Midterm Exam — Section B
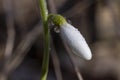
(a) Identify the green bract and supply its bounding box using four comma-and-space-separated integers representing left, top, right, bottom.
48, 14, 67, 27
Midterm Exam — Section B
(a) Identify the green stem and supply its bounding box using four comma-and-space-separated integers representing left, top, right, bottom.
39, 0, 50, 80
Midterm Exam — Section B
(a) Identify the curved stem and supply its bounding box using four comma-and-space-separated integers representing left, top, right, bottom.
39, 0, 50, 80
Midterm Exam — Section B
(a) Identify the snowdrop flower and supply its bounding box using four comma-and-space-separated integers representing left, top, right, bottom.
49, 14, 92, 60
60, 23, 92, 60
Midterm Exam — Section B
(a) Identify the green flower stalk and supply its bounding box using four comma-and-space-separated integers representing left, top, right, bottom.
39, 0, 50, 80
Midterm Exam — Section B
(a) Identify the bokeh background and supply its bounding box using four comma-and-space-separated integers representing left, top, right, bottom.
0, 0, 120, 80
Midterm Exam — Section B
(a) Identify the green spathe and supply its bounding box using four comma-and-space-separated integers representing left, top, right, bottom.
48, 14, 67, 27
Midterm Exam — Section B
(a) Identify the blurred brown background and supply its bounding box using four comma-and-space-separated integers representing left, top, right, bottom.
0, 0, 120, 80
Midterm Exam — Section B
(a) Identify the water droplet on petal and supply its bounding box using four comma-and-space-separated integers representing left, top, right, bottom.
67, 19, 72, 24
54, 27, 60, 33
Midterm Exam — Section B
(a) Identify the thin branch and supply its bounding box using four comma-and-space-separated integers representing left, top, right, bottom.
3, 0, 15, 60
47, 0, 63, 80
64, 43, 83, 80
50, 41, 63, 80
6, 22, 42, 74
47, 0, 57, 13
106, 0, 120, 38
0, 22, 42, 79
1, 0, 15, 79
63, 0, 94, 18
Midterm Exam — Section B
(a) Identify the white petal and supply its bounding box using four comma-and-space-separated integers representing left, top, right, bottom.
60, 23, 92, 60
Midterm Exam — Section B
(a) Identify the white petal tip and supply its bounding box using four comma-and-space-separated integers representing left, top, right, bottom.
60, 23, 92, 60
83, 51, 92, 60
85, 54, 92, 60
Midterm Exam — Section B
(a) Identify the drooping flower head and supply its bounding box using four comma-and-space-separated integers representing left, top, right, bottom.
49, 14, 92, 60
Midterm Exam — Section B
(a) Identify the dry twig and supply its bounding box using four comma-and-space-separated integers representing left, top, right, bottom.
47, 0, 63, 80
1, 0, 15, 79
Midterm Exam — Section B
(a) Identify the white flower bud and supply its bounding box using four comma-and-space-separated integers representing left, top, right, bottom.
60, 23, 92, 60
